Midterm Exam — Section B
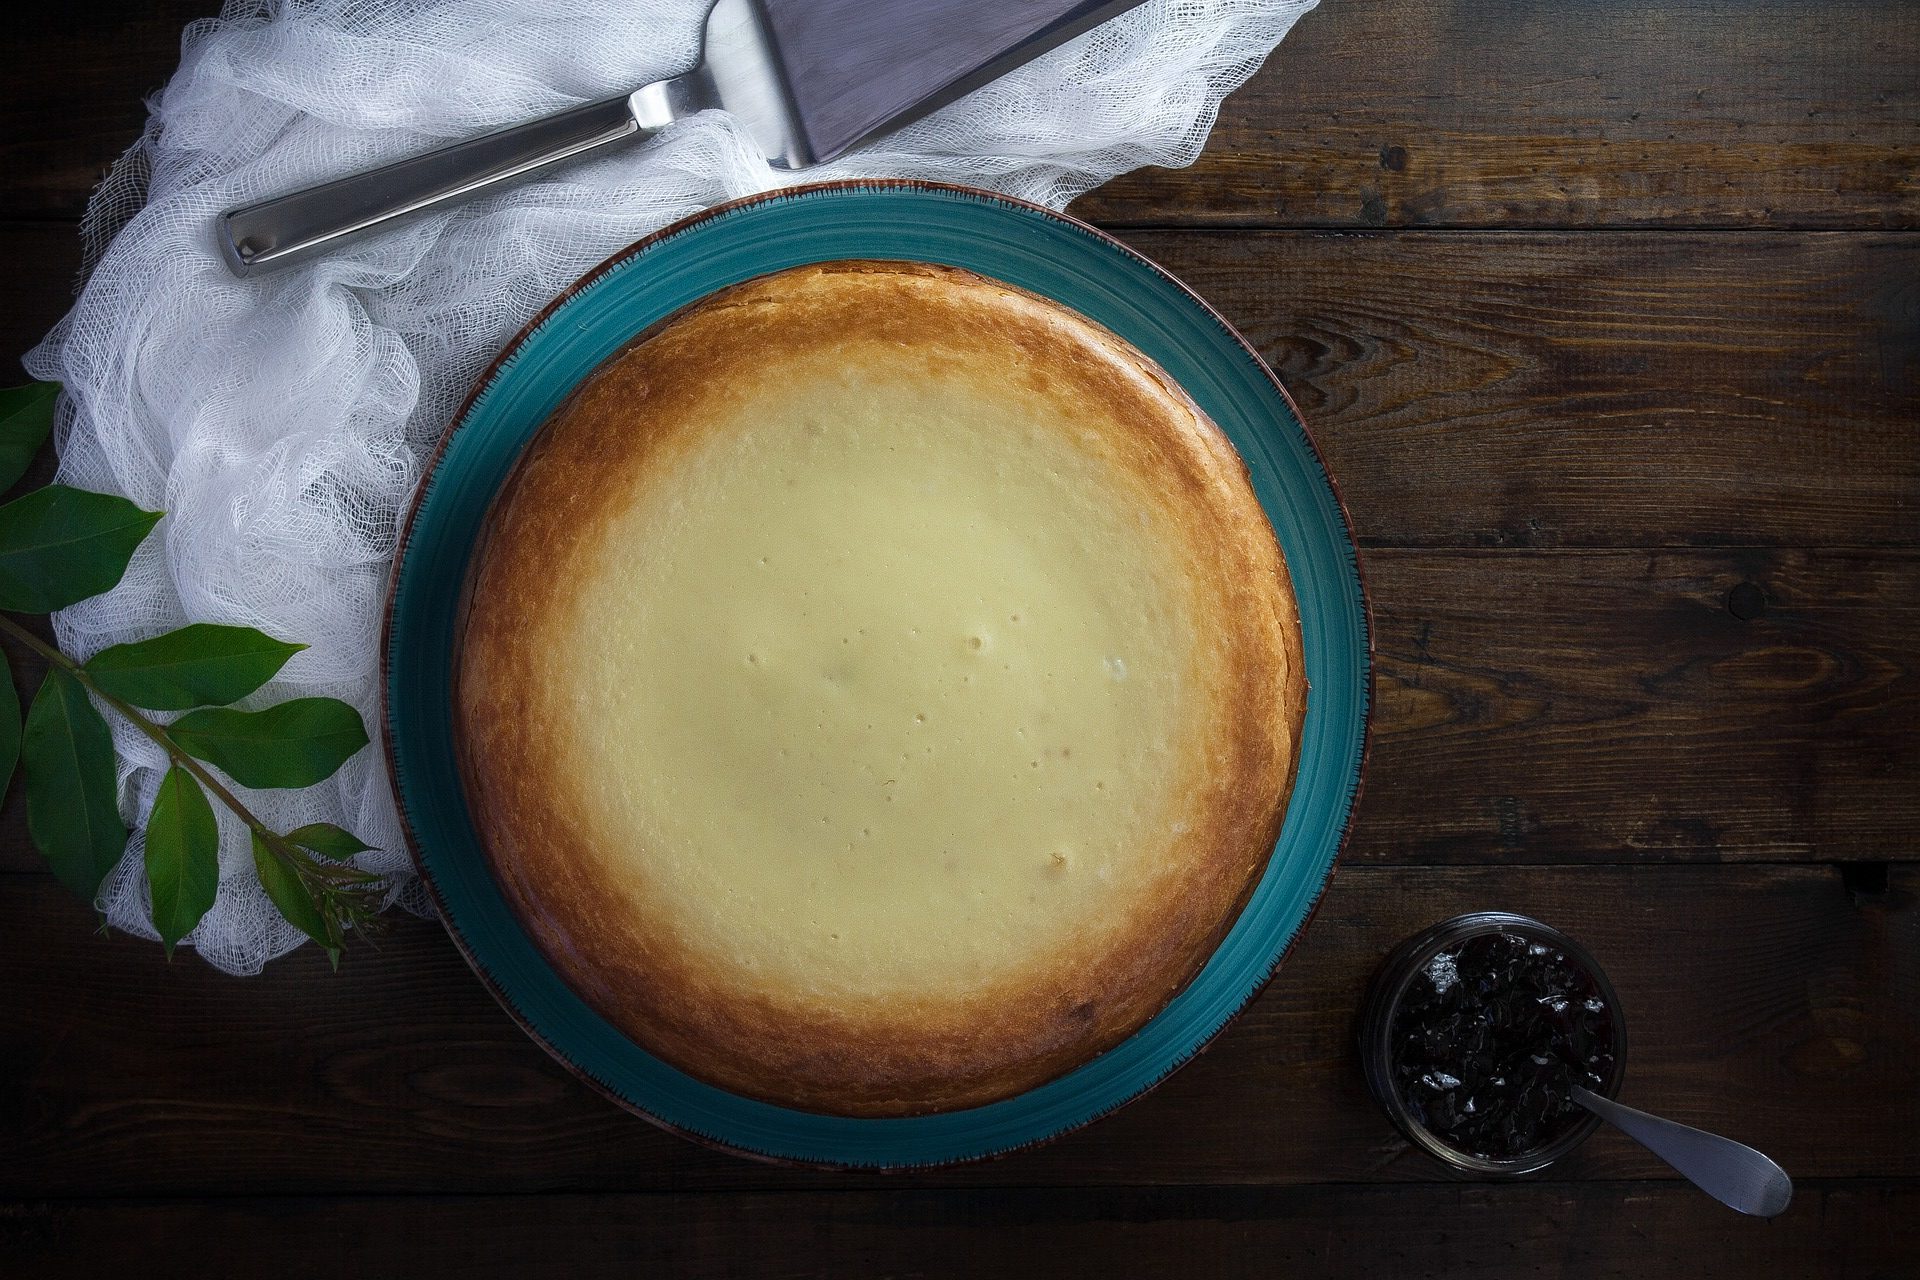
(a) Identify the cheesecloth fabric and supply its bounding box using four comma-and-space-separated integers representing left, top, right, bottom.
24, 0, 1319, 972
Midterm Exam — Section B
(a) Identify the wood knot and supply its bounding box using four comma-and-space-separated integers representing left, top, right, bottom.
1727, 581, 1767, 620
1379, 144, 1408, 172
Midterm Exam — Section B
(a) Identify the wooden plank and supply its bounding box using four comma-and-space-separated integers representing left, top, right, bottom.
5, 3, 1916, 230
0, 5, 216, 221
0, 223, 82, 382
1125, 229, 1920, 550
1352, 548, 1920, 865
3, 546, 1907, 875
0, 6, 1907, 1274
1076, 0, 1920, 230
1, 1182, 1910, 1278
1, 864, 1910, 1195
8, 225, 1911, 550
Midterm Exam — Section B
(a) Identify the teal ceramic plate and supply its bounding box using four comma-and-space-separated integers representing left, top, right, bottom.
384, 181, 1371, 1168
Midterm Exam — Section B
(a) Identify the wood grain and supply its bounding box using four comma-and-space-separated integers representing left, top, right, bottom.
2, 544, 1911, 875
2, 865, 1910, 1196
1127, 229, 1920, 550
1353, 548, 1920, 864
1, 1182, 1909, 1279
5, 1, 1916, 231
0, 2, 1914, 1271
0, 223, 83, 381
0, 5, 212, 221
1076, 0, 1920, 230
9, 225, 1913, 550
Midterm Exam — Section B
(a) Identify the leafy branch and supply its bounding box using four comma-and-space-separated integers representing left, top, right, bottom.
0, 380, 381, 964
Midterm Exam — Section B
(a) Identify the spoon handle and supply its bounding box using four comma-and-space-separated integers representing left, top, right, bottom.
1573, 1086, 1793, 1217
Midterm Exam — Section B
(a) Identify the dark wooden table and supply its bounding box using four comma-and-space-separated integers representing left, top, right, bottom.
3, 2, 1915, 1275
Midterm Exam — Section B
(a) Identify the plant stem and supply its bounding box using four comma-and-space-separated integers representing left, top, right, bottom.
3, 609, 383, 954
0, 611, 279, 843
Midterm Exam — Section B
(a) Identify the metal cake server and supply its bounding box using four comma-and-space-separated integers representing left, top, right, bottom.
218, 0, 1145, 276
1573, 1086, 1794, 1217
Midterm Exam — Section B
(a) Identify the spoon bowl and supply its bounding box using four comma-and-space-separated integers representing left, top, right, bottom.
1574, 1085, 1793, 1218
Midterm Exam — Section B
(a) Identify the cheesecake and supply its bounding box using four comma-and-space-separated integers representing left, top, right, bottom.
454, 260, 1306, 1116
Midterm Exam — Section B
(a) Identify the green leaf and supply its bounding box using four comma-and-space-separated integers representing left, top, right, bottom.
252, 831, 336, 957
145, 765, 218, 956
169, 697, 368, 789
0, 381, 58, 493
0, 485, 162, 613
285, 821, 374, 861
86, 624, 306, 711
22, 667, 125, 899
0, 649, 18, 801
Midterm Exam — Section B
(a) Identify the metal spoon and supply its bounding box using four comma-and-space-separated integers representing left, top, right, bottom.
1573, 1086, 1793, 1217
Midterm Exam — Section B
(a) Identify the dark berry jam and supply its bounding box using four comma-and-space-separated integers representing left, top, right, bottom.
1387, 930, 1615, 1161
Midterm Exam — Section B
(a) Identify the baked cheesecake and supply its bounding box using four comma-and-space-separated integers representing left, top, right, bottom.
454, 260, 1306, 1116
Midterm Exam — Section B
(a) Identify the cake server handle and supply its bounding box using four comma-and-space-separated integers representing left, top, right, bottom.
216, 82, 692, 278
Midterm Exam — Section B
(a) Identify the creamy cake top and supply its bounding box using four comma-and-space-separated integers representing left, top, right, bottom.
455, 260, 1306, 1116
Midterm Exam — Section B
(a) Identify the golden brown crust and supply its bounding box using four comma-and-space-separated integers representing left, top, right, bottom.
454, 261, 1307, 1116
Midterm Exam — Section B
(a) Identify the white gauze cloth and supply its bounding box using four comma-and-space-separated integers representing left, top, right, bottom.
27, 0, 1319, 973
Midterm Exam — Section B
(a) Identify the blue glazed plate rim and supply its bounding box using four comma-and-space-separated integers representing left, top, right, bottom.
380, 180, 1373, 1169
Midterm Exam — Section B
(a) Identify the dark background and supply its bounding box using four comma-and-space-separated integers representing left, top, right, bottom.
2, 1, 1915, 1275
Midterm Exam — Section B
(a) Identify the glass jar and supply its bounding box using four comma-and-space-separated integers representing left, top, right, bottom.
1358, 911, 1629, 1176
